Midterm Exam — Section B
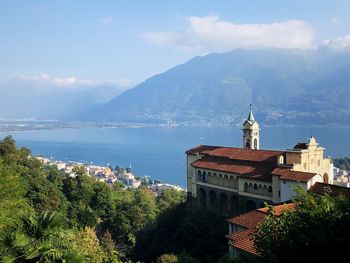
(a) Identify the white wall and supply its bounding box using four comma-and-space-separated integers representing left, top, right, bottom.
280, 180, 307, 202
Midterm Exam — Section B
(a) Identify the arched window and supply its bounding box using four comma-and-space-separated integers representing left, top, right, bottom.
279, 155, 284, 164
254, 183, 258, 190
254, 138, 258, 149
323, 173, 329, 183
197, 170, 202, 181
268, 186, 273, 193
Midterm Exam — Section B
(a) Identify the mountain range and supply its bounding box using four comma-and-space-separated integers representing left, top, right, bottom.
80, 48, 350, 126
2, 48, 350, 126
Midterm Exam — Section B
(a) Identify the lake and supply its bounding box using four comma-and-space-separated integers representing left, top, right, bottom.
1, 126, 349, 187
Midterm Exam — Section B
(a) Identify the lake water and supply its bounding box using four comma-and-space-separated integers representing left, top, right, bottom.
1, 126, 349, 187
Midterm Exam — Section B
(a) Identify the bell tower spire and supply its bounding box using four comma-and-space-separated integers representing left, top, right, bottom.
242, 104, 260, 150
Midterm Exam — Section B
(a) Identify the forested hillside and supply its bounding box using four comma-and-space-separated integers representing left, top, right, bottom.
0, 136, 227, 263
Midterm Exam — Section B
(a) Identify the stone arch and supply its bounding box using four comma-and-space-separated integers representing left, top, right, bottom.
219, 192, 228, 213
199, 188, 206, 208
202, 171, 206, 182
212, 173, 217, 184
209, 190, 217, 210
218, 174, 224, 186
268, 186, 273, 193
197, 170, 202, 181
244, 182, 248, 191
246, 200, 257, 212
224, 175, 229, 187
323, 173, 329, 183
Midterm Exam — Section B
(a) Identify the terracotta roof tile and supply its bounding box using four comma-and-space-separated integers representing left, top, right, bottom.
191, 155, 276, 182
185, 145, 221, 155
227, 210, 266, 228
257, 203, 295, 216
272, 167, 316, 182
227, 229, 259, 256
186, 145, 285, 163
208, 147, 285, 163
226, 203, 296, 256
309, 182, 350, 197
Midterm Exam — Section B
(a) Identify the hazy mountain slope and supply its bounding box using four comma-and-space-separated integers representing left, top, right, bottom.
0, 80, 127, 119
99, 50, 330, 121
92, 48, 350, 124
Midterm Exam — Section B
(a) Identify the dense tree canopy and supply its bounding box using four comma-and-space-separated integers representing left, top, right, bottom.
0, 136, 194, 262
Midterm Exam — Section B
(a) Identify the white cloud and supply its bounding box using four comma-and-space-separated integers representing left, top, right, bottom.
143, 15, 315, 52
96, 17, 114, 26
322, 34, 350, 50
17, 74, 133, 88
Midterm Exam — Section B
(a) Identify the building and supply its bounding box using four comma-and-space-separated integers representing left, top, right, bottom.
186, 107, 333, 215
226, 203, 295, 258
226, 183, 350, 259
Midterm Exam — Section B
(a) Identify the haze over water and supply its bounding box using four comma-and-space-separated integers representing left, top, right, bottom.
1, 126, 349, 187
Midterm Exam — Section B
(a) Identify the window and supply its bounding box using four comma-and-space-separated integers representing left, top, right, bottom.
283, 180, 286, 184
278, 191, 281, 197
304, 163, 307, 170
268, 186, 273, 193
254, 138, 258, 149
254, 183, 258, 190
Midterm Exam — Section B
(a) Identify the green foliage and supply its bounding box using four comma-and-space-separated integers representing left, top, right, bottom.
0, 211, 82, 262
157, 189, 186, 213
156, 253, 179, 263
107, 188, 158, 255
253, 189, 350, 262
0, 161, 30, 233
333, 156, 350, 171
0, 136, 229, 262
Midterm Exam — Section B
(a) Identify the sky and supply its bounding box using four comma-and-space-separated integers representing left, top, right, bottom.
1, 0, 350, 88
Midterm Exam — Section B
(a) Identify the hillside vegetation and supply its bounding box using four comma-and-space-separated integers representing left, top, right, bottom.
0, 136, 226, 263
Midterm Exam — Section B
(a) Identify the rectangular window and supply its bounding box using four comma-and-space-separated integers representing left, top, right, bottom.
283, 180, 286, 184
278, 191, 281, 197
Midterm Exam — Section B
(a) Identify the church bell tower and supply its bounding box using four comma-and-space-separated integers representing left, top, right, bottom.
242, 104, 260, 150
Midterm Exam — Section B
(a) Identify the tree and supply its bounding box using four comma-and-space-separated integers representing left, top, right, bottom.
0, 211, 82, 262
71, 227, 107, 263
156, 189, 186, 213
253, 189, 350, 262
0, 162, 29, 234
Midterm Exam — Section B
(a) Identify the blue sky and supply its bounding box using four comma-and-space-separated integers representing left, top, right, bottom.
1, 0, 350, 87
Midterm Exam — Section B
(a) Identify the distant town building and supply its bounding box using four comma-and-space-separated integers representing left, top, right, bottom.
186, 107, 333, 215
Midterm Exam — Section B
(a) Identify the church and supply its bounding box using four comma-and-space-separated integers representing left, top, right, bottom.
185, 106, 333, 215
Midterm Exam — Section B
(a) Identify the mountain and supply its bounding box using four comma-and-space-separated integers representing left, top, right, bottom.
0, 79, 128, 120
85, 48, 350, 126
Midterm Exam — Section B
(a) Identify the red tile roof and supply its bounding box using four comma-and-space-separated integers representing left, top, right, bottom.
185, 145, 221, 155
208, 147, 285, 163
258, 203, 296, 216
226, 203, 295, 256
191, 155, 276, 182
186, 145, 285, 163
227, 210, 266, 228
272, 167, 316, 182
309, 182, 350, 197
227, 229, 259, 256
